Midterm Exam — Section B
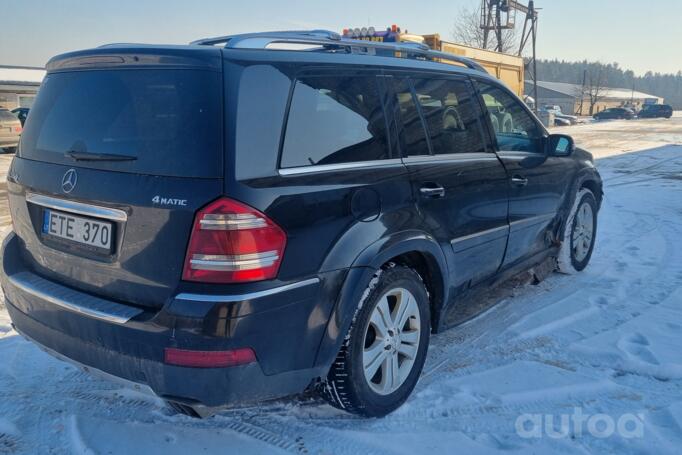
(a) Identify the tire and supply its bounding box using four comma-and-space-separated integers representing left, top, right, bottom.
321, 265, 431, 417
557, 188, 598, 273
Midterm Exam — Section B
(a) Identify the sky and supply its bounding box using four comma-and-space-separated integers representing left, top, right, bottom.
2, 0, 681, 76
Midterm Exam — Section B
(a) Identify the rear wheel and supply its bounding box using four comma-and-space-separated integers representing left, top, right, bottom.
321, 265, 430, 417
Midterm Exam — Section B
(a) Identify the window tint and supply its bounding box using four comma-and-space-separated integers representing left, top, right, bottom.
235, 65, 292, 179
392, 78, 430, 157
281, 76, 390, 168
411, 78, 486, 155
0, 110, 17, 121
476, 81, 543, 153
19, 70, 222, 177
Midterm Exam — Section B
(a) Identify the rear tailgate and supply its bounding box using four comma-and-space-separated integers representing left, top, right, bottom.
7, 46, 224, 308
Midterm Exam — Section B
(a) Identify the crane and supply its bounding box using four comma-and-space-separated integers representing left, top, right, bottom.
480, 0, 539, 112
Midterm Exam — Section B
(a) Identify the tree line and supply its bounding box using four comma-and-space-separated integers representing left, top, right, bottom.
534, 59, 682, 109
449, 7, 681, 109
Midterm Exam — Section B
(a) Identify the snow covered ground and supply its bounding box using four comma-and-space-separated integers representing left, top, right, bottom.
1, 119, 682, 454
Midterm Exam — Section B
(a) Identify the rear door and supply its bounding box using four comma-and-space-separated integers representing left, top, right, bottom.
474, 79, 574, 268
7, 49, 224, 308
389, 75, 509, 288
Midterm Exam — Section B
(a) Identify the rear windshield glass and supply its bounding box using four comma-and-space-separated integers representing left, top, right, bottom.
20, 69, 222, 177
0, 110, 18, 122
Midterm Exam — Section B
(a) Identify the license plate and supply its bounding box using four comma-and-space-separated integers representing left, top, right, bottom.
42, 209, 113, 250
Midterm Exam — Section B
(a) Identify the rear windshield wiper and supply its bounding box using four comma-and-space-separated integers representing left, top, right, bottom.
65, 151, 137, 162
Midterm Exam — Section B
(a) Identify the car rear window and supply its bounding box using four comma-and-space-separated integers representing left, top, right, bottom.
19, 69, 222, 177
0, 110, 18, 122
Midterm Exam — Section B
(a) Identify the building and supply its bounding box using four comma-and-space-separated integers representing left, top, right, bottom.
524, 80, 664, 116
0, 65, 46, 110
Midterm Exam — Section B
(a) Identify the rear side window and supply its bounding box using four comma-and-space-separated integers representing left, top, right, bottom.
280, 76, 390, 168
20, 69, 222, 177
411, 78, 487, 155
392, 78, 430, 157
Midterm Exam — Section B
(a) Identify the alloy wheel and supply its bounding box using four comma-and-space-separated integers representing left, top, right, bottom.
362, 287, 421, 395
573, 201, 594, 262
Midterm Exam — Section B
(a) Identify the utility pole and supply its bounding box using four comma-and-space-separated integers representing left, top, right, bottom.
631, 80, 635, 105
495, 2, 503, 52
516, 1, 539, 114
578, 69, 587, 115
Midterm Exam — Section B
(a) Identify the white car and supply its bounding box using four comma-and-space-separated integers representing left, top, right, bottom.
542, 105, 579, 125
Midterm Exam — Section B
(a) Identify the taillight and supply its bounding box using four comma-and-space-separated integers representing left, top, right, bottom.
182, 197, 287, 283
14, 125, 22, 133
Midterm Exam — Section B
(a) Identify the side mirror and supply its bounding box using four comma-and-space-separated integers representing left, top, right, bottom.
547, 134, 574, 156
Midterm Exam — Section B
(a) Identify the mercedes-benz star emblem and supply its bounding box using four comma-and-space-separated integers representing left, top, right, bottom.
61, 169, 78, 194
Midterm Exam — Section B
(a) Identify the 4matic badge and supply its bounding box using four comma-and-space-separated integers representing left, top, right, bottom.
152, 196, 187, 206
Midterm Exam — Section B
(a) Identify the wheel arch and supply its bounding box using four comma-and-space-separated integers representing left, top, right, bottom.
554, 168, 602, 238
579, 177, 603, 207
313, 231, 450, 371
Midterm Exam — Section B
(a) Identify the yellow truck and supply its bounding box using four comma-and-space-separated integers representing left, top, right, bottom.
422, 35, 524, 97
342, 27, 525, 97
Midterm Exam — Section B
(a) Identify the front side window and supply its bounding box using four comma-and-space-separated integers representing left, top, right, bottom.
281, 76, 390, 168
476, 81, 543, 153
411, 78, 487, 155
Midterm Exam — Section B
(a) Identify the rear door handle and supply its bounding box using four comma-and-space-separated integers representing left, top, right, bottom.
511, 175, 528, 187
419, 185, 445, 198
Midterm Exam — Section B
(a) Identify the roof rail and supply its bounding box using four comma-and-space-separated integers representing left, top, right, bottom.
190, 30, 487, 73
189, 30, 342, 47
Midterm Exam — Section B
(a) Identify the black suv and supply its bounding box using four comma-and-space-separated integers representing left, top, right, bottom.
1, 31, 602, 418
638, 104, 673, 119
593, 107, 634, 120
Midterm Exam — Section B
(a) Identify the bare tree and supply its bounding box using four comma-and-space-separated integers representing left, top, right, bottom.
585, 67, 608, 115
452, 6, 518, 54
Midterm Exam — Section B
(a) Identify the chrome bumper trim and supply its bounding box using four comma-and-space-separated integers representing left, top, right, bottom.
175, 277, 320, 303
8, 271, 142, 324
510, 213, 557, 231
26, 192, 128, 222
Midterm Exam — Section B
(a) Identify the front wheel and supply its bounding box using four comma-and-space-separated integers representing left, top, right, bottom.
321, 265, 430, 417
557, 188, 598, 273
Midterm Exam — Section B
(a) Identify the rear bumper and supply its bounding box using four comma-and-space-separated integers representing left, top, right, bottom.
1, 232, 342, 408
0, 136, 19, 148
